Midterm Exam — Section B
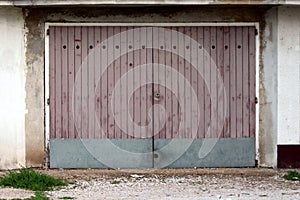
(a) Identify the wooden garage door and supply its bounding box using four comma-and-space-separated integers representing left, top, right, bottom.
48, 26, 256, 168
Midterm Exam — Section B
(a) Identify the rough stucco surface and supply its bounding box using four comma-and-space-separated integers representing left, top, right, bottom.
278, 6, 300, 145
259, 7, 278, 167
24, 6, 276, 167
0, 7, 26, 169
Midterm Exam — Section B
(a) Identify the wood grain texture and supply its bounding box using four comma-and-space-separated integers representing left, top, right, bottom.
49, 26, 256, 139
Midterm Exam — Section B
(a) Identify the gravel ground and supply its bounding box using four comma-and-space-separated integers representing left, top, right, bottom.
0, 168, 299, 200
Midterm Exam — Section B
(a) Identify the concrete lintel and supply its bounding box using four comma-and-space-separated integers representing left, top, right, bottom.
0, 0, 295, 6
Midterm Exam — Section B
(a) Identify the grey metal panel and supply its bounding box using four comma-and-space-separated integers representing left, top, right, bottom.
50, 139, 153, 168
154, 138, 255, 168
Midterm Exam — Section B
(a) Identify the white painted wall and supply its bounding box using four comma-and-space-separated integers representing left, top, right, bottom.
0, 7, 26, 169
278, 6, 300, 144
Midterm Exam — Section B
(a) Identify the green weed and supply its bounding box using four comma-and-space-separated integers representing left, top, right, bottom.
283, 170, 300, 181
0, 168, 67, 191
28, 192, 49, 200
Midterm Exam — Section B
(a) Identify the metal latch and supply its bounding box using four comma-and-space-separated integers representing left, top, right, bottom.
47, 98, 50, 106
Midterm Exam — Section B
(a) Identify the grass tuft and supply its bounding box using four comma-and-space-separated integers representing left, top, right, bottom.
28, 192, 49, 200
0, 168, 68, 191
283, 170, 300, 181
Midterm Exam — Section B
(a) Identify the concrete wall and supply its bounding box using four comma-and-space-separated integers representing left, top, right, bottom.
259, 7, 278, 167
0, 5, 286, 168
23, 6, 275, 167
0, 7, 26, 169
278, 6, 300, 145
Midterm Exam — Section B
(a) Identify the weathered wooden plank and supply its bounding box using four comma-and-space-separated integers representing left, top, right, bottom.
127, 26, 134, 139
242, 27, 250, 138
133, 27, 141, 138
191, 27, 199, 139
107, 27, 115, 139
120, 26, 128, 139
171, 27, 179, 138
158, 27, 166, 139
177, 27, 185, 138
87, 27, 95, 138
140, 27, 148, 138
229, 27, 237, 138
197, 27, 205, 138
81, 27, 89, 138
146, 27, 153, 139
184, 27, 192, 138
55, 26, 62, 139
100, 26, 108, 138
249, 26, 256, 138
216, 26, 224, 137
74, 26, 82, 138
49, 27, 56, 139
223, 26, 231, 138
94, 27, 101, 138
203, 27, 211, 138
113, 26, 122, 139
165, 27, 172, 139
210, 27, 217, 138
236, 27, 243, 138
152, 27, 160, 139
68, 26, 75, 139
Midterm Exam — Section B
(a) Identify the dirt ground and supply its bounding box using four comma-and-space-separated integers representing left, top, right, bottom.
0, 168, 299, 199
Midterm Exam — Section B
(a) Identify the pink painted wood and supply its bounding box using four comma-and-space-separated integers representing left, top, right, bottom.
68, 27, 75, 139
88, 27, 95, 138
203, 27, 211, 138
242, 27, 250, 137
210, 27, 218, 138
236, 27, 243, 138
171, 27, 179, 138
229, 27, 237, 138
197, 27, 206, 138
249, 27, 256, 138
177, 27, 185, 138
184, 27, 192, 138
49, 26, 256, 140
113, 26, 122, 139
191, 27, 198, 139
55, 26, 62, 139
100, 26, 108, 138
223, 26, 230, 138
165, 27, 172, 139
61, 27, 68, 139
49, 27, 56, 139
120, 26, 128, 139
133, 27, 141, 139
94, 27, 100, 138
74, 26, 82, 138
216, 27, 224, 137
146, 27, 153, 138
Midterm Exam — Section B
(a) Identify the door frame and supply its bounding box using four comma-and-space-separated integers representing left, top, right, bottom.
44, 22, 260, 166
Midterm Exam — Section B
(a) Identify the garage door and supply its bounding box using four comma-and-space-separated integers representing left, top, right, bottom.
48, 26, 256, 168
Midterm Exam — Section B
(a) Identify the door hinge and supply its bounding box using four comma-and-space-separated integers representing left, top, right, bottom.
255, 97, 258, 104
46, 29, 50, 36
47, 98, 50, 106
255, 28, 258, 36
